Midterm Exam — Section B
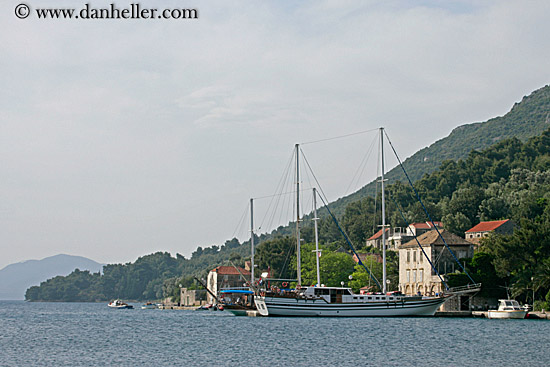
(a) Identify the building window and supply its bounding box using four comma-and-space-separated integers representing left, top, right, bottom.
413, 270, 417, 282
419, 269, 423, 282
406, 270, 410, 282
413, 251, 417, 262
419, 252, 423, 263
407, 251, 410, 262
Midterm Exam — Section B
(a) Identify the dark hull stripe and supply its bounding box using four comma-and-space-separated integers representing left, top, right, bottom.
260, 297, 447, 316
264, 300, 445, 309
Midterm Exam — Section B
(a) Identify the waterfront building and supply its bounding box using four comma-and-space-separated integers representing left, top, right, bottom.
206, 266, 250, 304
180, 288, 207, 306
398, 229, 474, 299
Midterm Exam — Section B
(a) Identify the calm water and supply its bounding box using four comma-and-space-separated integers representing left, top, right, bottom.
1, 301, 549, 366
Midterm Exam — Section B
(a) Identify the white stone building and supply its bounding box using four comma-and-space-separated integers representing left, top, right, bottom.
398, 229, 473, 297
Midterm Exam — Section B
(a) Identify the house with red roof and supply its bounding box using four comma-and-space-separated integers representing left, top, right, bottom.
206, 266, 251, 304
465, 219, 514, 244
366, 228, 391, 250
366, 222, 443, 250
406, 222, 444, 237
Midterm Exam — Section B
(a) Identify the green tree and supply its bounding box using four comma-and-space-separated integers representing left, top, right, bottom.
442, 212, 471, 237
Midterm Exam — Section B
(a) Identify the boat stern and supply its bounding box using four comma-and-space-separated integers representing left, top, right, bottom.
254, 297, 269, 316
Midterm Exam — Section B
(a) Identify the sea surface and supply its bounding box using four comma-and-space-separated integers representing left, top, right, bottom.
1, 301, 549, 366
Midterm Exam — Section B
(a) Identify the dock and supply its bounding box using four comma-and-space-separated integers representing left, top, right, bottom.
155, 305, 548, 319
470, 311, 550, 319
435, 310, 550, 319
435, 311, 472, 317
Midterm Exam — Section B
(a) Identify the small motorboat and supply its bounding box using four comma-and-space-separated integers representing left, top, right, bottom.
108, 300, 133, 309
219, 289, 255, 316
487, 299, 526, 319
195, 303, 223, 311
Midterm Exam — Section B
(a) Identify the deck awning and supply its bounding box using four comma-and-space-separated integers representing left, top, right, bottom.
219, 290, 254, 294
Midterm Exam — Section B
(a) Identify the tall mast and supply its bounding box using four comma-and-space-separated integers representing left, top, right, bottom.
313, 188, 321, 287
295, 144, 302, 286
250, 198, 255, 285
380, 127, 387, 293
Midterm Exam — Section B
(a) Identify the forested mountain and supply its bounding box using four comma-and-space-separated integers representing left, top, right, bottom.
26, 85, 550, 306
326, 84, 550, 218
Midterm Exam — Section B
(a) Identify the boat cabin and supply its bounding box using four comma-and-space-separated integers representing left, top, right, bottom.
300, 286, 404, 304
220, 289, 254, 307
497, 299, 522, 311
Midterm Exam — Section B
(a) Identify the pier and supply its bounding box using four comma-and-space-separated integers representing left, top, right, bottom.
470, 311, 550, 319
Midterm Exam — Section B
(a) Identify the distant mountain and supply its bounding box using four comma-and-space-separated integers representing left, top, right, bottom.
0, 254, 103, 300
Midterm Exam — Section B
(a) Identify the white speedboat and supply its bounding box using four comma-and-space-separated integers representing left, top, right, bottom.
487, 299, 526, 319
108, 300, 133, 309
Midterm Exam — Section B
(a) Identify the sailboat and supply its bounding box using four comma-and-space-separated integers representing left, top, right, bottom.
254, 128, 450, 317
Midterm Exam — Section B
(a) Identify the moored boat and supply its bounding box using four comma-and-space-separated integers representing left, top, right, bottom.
220, 289, 255, 316
255, 128, 473, 317
108, 300, 133, 309
487, 299, 527, 319
255, 287, 448, 317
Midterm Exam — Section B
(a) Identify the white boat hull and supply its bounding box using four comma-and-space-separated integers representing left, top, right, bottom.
487, 310, 526, 319
108, 304, 133, 309
255, 295, 447, 317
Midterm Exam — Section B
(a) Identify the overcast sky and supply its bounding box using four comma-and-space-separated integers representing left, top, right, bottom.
1, 0, 549, 269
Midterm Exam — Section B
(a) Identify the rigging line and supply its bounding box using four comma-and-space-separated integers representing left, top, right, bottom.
254, 189, 300, 201
265, 188, 285, 235
277, 169, 297, 278
317, 193, 382, 290
433, 236, 449, 265
278, 170, 292, 233
273, 153, 295, 234
258, 149, 295, 231
301, 157, 315, 219
345, 132, 378, 195
299, 148, 331, 207
369, 253, 374, 288
231, 202, 250, 241
300, 128, 379, 146
263, 186, 315, 235
387, 190, 449, 290
256, 186, 313, 217
372, 138, 380, 239
383, 130, 476, 285
299, 147, 381, 289
280, 236, 295, 280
